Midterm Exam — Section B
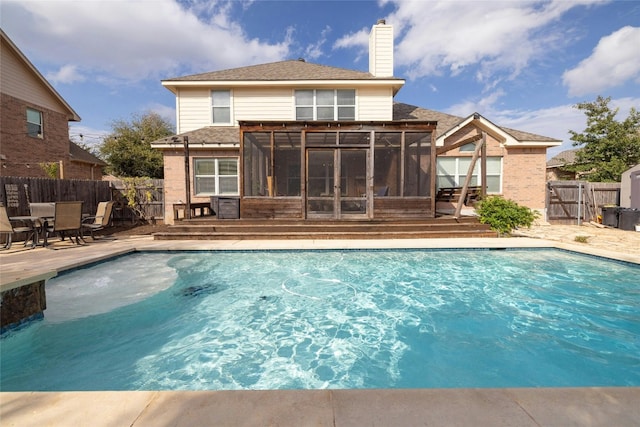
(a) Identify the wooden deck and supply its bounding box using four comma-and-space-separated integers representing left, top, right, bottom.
154, 217, 497, 240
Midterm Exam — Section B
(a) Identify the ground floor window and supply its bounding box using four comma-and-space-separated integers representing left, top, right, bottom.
194, 157, 239, 196
437, 156, 502, 193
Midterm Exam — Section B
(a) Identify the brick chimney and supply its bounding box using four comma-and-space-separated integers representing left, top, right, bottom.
369, 19, 394, 77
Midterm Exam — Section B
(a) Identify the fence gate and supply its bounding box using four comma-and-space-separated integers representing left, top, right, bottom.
546, 181, 620, 224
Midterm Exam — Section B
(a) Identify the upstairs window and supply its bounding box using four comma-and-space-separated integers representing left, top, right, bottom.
212, 90, 231, 124
295, 89, 355, 121
27, 108, 43, 138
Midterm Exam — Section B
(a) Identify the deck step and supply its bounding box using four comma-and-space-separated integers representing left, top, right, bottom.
153, 218, 497, 240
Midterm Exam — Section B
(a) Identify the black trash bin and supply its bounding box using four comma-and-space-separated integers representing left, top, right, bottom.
618, 208, 640, 231
210, 196, 240, 219
602, 206, 619, 228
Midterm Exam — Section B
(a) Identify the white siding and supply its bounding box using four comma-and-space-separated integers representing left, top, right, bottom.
175, 85, 396, 129
176, 88, 211, 133
0, 40, 69, 114
369, 24, 394, 77
234, 88, 293, 121
357, 87, 394, 121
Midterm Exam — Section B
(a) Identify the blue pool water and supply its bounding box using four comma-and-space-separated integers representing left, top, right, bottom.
1, 249, 638, 391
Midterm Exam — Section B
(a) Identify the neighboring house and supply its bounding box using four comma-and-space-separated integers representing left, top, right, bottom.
546, 148, 581, 180
151, 21, 560, 224
0, 30, 105, 179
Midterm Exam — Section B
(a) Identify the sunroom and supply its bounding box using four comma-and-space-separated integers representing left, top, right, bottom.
239, 120, 439, 220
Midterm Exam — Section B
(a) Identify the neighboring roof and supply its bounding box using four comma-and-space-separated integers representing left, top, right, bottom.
69, 141, 107, 166
164, 60, 402, 82
393, 102, 561, 146
547, 148, 581, 168
0, 29, 81, 122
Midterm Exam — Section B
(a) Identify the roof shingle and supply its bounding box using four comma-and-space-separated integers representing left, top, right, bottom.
164, 60, 402, 82
393, 102, 559, 142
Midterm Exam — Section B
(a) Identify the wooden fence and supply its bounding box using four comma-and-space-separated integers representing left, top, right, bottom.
0, 177, 164, 223
546, 181, 620, 224
109, 179, 164, 223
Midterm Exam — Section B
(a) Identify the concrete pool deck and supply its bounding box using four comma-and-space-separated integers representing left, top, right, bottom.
1, 232, 639, 426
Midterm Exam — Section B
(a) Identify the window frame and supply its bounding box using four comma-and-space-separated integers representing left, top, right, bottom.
26, 108, 43, 138
211, 90, 232, 125
294, 89, 356, 121
194, 157, 239, 196
436, 156, 503, 194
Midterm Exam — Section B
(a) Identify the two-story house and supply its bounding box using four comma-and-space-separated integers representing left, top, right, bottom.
152, 21, 560, 224
0, 30, 105, 180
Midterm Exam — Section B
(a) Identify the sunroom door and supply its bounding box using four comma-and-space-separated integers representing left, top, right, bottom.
306, 148, 368, 219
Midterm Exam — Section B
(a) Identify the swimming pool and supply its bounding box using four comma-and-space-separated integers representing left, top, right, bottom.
1, 249, 638, 391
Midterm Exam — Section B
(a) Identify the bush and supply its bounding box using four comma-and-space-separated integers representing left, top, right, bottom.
476, 196, 539, 235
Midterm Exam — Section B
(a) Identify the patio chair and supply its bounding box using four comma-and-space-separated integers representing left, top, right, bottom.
81, 201, 114, 239
0, 205, 35, 249
45, 201, 84, 246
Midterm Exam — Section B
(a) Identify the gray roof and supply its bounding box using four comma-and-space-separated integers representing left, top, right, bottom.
393, 102, 560, 142
155, 127, 240, 145
164, 60, 402, 82
69, 141, 106, 165
393, 103, 465, 138
547, 148, 581, 167
151, 103, 559, 147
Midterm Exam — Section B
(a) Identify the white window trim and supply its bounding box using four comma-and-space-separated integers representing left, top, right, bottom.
26, 108, 43, 138
437, 156, 503, 194
194, 157, 239, 196
294, 89, 356, 121
211, 90, 233, 126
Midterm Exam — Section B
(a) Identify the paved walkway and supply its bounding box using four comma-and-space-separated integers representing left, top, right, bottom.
1, 231, 639, 426
512, 221, 640, 259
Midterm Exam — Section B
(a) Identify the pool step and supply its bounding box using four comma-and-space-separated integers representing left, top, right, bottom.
153, 217, 497, 240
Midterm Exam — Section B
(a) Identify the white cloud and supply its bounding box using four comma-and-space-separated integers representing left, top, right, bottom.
146, 103, 177, 128
68, 124, 110, 147
304, 25, 332, 60
337, 0, 607, 86
445, 89, 506, 117
563, 26, 640, 97
2, 0, 291, 83
444, 95, 640, 158
333, 27, 370, 62
46, 64, 85, 84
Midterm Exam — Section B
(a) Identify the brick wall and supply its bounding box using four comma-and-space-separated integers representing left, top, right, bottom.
502, 147, 547, 209
64, 161, 103, 180
440, 124, 548, 210
162, 148, 240, 224
1, 93, 71, 178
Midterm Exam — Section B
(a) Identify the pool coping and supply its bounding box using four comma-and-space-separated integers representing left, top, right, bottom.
1, 236, 639, 426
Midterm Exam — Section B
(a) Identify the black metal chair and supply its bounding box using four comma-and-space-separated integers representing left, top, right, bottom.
0, 205, 35, 249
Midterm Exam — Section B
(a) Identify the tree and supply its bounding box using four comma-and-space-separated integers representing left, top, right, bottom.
568, 96, 640, 182
100, 112, 173, 178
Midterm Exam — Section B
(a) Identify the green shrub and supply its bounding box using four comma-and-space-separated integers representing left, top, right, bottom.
476, 196, 539, 235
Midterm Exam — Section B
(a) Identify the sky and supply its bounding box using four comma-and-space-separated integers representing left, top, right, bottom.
2, 0, 639, 158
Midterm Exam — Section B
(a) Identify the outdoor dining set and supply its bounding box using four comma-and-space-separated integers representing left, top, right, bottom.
0, 200, 114, 250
